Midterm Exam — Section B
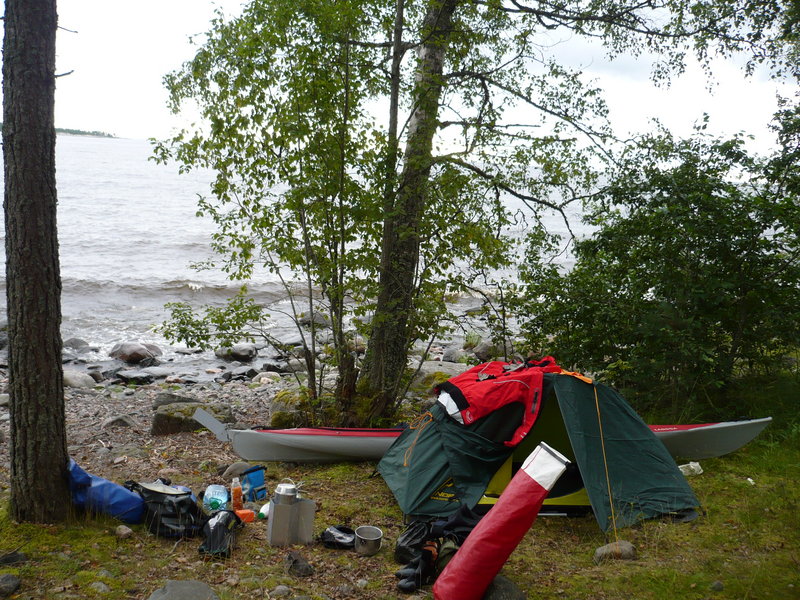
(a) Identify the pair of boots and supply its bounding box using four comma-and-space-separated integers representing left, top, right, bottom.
395, 541, 438, 593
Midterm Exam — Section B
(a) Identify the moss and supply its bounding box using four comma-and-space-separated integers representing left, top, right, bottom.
270, 410, 297, 428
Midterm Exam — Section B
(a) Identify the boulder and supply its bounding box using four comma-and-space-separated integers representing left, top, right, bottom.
63, 370, 97, 389
101, 414, 137, 429
261, 359, 291, 374
109, 341, 161, 364
116, 370, 156, 385
231, 365, 259, 380
147, 580, 220, 600
215, 343, 258, 362
152, 392, 196, 409
410, 360, 470, 391
442, 343, 467, 363
252, 371, 282, 384
143, 366, 174, 379
63, 337, 89, 350
298, 311, 331, 328
151, 402, 233, 436
472, 340, 501, 362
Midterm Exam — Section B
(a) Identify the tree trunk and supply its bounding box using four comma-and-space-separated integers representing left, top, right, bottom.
3, 0, 69, 523
360, 0, 459, 423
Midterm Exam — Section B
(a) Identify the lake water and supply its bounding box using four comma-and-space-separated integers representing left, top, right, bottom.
0, 135, 583, 362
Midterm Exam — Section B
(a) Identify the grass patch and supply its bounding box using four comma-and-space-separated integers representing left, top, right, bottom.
1, 434, 799, 598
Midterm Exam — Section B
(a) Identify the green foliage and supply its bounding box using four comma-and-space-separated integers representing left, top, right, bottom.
154, 0, 794, 423
517, 127, 800, 419
158, 288, 267, 350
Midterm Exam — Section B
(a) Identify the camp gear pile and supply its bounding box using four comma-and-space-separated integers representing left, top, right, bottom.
378, 361, 699, 531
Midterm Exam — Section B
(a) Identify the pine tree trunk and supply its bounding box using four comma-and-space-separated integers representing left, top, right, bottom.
3, 0, 69, 523
360, 0, 459, 423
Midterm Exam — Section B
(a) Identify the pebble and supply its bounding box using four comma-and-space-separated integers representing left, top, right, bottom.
593, 540, 637, 564
89, 581, 110, 593
116, 525, 134, 539
270, 585, 292, 597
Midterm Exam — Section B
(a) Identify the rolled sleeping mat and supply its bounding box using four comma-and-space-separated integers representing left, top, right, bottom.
433, 442, 569, 600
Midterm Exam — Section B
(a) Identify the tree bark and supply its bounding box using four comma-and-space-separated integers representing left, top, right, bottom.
3, 0, 69, 522
360, 0, 459, 423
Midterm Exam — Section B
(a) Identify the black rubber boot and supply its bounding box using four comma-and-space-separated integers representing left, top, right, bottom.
396, 546, 436, 594
395, 556, 421, 579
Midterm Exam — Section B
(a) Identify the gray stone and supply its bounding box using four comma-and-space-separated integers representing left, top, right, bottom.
442, 344, 466, 363
473, 339, 501, 361
215, 343, 258, 362
110, 341, 159, 364
116, 525, 134, 539
286, 357, 307, 373
76, 345, 101, 354
0, 574, 21, 597
231, 365, 259, 380
269, 585, 292, 598
221, 461, 254, 479
252, 371, 282, 384
143, 366, 174, 378
298, 311, 331, 328
101, 414, 137, 429
89, 581, 110, 594
116, 369, 156, 385
152, 392, 196, 409
593, 540, 637, 564
483, 574, 526, 599
64, 337, 89, 349
64, 370, 97, 389
261, 359, 291, 374
152, 402, 233, 436
285, 551, 314, 577
147, 580, 220, 600
710, 580, 724, 592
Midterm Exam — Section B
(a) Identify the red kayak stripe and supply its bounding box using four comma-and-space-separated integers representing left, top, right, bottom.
253, 428, 404, 438
648, 422, 720, 432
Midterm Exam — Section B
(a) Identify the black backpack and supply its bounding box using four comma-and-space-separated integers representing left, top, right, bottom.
125, 480, 206, 539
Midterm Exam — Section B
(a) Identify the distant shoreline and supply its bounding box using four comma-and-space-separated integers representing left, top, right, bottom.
0, 123, 116, 138
55, 127, 116, 138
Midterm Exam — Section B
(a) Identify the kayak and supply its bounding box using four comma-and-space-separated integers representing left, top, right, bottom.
649, 417, 773, 460
230, 426, 405, 463
193, 409, 772, 463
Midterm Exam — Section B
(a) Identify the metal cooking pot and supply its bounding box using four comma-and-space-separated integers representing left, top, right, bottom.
273, 482, 298, 505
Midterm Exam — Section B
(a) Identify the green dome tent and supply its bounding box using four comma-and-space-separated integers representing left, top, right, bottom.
378, 368, 699, 531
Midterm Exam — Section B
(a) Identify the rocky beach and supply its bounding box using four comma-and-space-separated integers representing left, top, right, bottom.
0, 332, 484, 486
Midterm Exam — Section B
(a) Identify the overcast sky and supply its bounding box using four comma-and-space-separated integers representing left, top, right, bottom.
51, 0, 791, 154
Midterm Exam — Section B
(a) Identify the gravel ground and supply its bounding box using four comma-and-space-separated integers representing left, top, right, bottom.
0, 377, 285, 489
